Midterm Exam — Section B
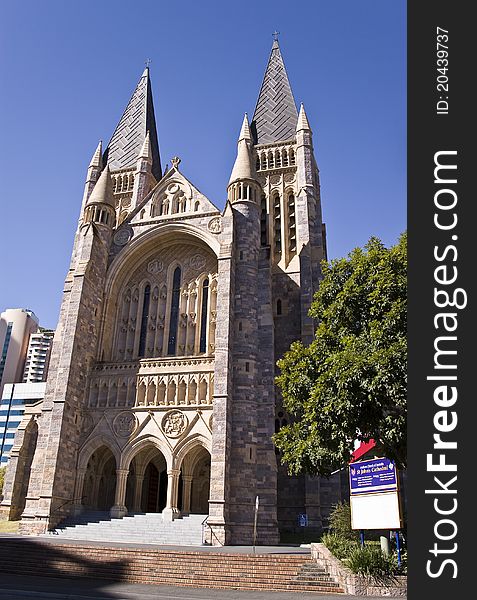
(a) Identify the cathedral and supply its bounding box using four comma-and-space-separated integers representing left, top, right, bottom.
1, 40, 346, 544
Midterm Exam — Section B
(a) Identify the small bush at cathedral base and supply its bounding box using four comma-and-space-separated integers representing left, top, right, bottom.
321, 532, 359, 560
344, 545, 400, 581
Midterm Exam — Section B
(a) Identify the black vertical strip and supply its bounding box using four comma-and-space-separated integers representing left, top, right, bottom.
167, 267, 181, 356
138, 285, 150, 358
408, 3, 472, 597
199, 279, 209, 354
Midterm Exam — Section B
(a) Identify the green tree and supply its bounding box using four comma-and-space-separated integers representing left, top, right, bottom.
274, 234, 406, 476
0, 466, 5, 497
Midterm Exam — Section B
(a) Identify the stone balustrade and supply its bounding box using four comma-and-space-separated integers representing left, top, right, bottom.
87, 357, 214, 409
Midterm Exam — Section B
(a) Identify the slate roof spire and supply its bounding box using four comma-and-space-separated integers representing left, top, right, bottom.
103, 67, 162, 182
251, 39, 298, 145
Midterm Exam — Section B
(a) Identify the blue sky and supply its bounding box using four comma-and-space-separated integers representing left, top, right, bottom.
0, 0, 406, 329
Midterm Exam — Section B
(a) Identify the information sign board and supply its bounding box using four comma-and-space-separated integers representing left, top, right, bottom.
349, 457, 397, 495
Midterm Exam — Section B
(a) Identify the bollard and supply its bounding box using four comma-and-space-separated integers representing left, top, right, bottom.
380, 535, 390, 555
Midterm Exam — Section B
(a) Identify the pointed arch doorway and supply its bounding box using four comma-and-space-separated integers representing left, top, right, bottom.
179, 445, 211, 515
125, 446, 168, 513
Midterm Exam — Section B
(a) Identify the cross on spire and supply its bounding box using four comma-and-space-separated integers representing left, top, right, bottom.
272, 30, 280, 42
145, 58, 152, 68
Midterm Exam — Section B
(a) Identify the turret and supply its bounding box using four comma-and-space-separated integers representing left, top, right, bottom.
79, 141, 103, 222
227, 114, 261, 204
82, 165, 116, 229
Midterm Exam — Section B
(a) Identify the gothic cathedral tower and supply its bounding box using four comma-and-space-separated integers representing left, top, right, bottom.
1, 41, 330, 545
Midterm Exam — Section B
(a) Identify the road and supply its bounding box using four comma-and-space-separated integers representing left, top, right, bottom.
0, 573, 395, 600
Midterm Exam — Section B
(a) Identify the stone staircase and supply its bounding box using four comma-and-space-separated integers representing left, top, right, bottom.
0, 537, 345, 594
42, 511, 207, 545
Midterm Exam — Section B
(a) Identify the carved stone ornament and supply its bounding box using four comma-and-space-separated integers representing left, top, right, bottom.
284, 172, 295, 184
270, 174, 281, 185
80, 414, 94, 439
162, 410, 188, 438
189, 254, 206, 270
208, 217, 221, 234
147, 259, 164, 274
113, 227, 133, 246
113, 411, 138, 437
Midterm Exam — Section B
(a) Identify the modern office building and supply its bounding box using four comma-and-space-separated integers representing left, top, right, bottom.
22, 329, 54, 384
0, 382, 46, 465
0, 309, 39, 397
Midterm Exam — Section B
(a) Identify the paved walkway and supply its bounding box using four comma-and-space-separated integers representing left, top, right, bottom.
0, 573, 391, 600
0, 532, 311, 555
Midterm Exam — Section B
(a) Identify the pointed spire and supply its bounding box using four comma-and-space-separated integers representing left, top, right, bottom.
89, 141, 103, 168
228, 116, 256, 185
251, 39, 298, 144
86, 165, 114, 207
103, 67, 162, 181
296, 103, 312, 133
138, 131, 152, 160
238, 113, 252, 142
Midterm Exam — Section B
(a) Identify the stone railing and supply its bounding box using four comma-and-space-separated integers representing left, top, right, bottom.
88, 361, 140, 408
135, 356, 214, 408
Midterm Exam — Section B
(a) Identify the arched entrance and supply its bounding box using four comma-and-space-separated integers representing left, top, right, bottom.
82, 445, 117, 511
7, 419, 38, 520
179, 445, 211, 515
125, 446, 168, 513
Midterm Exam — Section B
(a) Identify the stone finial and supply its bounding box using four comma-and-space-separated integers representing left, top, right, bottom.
238, 114, 252, 142
139, 131, 152, 160
89, 140, 103, 168
296, 103, 312, 133
171, 156, 181, 169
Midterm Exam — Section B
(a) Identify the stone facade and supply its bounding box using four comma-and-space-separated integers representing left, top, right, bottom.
1, 42, 347, 544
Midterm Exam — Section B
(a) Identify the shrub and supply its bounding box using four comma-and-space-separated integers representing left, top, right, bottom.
328, 501, 356, 540
344, 545, 397, 583
321, 532, 359, 560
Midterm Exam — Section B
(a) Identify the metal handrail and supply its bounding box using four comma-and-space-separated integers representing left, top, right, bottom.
201, 515, 210, 545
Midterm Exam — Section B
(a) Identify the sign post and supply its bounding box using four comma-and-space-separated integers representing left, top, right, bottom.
349, 457, 402, 565
253, 495, 259, 553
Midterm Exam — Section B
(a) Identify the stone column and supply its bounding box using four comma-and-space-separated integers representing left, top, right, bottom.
162, 469, 180, 521
182, 475, 193, 514
72, 468, 87, 516
110, 469, 129, 518
133, 475, 144, 512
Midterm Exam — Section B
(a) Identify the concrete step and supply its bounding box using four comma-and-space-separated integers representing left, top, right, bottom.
43, 511, 207, 546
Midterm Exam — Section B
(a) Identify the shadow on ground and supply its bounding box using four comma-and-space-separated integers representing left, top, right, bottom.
0, 535, 126, 598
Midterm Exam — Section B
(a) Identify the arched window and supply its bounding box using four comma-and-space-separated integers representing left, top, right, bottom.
260, 194, 268, 246
282, 148, 289, 167
167, 267, 181, 355
138, 285, 151, 357
199, 279, 209, 353
288, 193, 297, 257
273, 193, 281, 256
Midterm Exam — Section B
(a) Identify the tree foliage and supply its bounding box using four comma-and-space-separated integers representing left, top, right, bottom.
274, 234, 407, 476
0, 466, 5, 497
